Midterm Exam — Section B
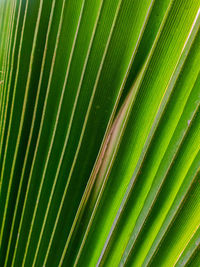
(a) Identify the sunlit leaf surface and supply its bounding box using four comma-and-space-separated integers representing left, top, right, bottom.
0, 0, 200, 266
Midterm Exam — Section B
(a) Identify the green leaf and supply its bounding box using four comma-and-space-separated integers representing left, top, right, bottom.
0, 0, 199, 266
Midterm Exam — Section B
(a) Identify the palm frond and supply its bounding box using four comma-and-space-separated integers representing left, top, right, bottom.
0, 0, 200, 266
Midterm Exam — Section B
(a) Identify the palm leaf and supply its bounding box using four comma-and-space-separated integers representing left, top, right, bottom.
0, 0, 200, 266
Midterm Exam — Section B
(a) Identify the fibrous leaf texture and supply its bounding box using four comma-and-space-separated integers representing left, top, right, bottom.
0, 0, 200, 266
